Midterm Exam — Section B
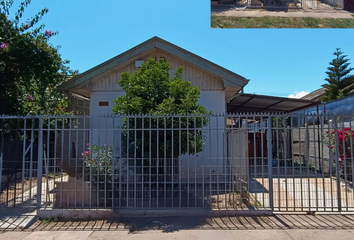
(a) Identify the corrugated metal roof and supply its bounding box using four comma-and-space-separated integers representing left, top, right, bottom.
227, 93, 320, 113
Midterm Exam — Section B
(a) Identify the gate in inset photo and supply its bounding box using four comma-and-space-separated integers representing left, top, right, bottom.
218, 0, 237, 5
250, 0, 343, 9
302, 0, 343, 9
250, 0, 300, 8
344, 0, 354, 12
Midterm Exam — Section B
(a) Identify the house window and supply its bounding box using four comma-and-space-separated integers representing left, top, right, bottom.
135, 60, 144, 67
99, 101, 109, 106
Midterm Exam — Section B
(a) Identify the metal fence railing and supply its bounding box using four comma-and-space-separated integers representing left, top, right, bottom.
1, 113, 354, 212
213, 0, 344, 9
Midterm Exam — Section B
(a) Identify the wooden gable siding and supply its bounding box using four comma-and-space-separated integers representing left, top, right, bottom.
86, 48, 224, 92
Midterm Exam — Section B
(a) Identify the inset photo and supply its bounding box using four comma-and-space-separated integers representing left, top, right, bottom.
211, 0, 354, 28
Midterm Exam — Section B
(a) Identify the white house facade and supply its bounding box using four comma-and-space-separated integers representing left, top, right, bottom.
58, 37, 249, 178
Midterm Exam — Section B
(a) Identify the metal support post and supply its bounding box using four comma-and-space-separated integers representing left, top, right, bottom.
37, 117, 43, 209
267, 116, 274, 210
333, 118, 342, 212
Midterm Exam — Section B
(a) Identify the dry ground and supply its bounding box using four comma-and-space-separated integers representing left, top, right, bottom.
211, 5, 354, 28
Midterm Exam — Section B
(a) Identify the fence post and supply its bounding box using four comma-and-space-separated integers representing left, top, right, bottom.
0, 151, 2, 197
267, 115, 274, 211
37, 117, 43, 209
0, 118, 3, 196
333, 117, 342, 212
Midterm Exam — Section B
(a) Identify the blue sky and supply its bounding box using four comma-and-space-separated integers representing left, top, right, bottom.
11, 0, 354, 98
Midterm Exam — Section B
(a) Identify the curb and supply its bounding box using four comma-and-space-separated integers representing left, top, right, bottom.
37, 208, 273, 220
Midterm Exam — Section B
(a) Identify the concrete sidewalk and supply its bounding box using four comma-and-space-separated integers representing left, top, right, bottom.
0, 208, 37, 231
1, 214, 354, 239
1, 229, 354, 240
211, 7, 354, 19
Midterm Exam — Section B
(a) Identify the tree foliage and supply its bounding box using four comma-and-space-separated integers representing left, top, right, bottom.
0, 0, 77, 115
321, 48, 354, 102
112, 57, 211, 160
112, 57, 210, 116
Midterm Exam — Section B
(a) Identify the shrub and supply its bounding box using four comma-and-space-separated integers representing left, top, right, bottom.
82, 144, 114, 182
326, 128, 353, 180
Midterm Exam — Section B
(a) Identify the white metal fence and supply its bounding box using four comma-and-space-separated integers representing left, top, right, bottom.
1, 113, 354, 212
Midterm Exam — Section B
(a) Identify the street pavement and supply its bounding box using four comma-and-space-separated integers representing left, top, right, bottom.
2, 212, 354, 239
1, 229, 354, 240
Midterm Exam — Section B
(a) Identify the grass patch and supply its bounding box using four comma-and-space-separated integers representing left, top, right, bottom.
211, 16, 354, 28
41, 217, 60, 224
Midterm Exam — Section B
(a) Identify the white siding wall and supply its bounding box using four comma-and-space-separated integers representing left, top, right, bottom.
84, 48, 228, 176
90, 91, 225, 116
90, 92, 124, 150
90, 92, 125, 116
180, 91, 225, 177
85, 49, 224, 93
199, 91, 225, 114
89, 91, 226, 177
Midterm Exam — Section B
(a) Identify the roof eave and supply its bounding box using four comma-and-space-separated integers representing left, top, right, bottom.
58, 36, 249, 92
58, 38, 158, 91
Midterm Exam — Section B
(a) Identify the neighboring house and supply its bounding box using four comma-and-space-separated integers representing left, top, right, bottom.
302, 82, 354, 102
301, 87, 354, 114
297, 88, 354, 173
301, 88, 326, 101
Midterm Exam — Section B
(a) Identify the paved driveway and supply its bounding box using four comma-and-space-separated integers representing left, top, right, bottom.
249, 167, 354, 212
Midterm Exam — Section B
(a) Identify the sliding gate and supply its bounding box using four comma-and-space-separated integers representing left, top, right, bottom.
249, 113, 354, 212
0, 117, 42, 209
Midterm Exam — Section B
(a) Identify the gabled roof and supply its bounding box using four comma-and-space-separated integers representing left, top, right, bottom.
58, 36, 249, 92
301, 88, 326, 101
302, 85, 354, 103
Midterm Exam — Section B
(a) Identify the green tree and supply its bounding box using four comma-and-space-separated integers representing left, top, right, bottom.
0, 0, 77, 115
321, 48, 354, 102
112, 57, 211, 163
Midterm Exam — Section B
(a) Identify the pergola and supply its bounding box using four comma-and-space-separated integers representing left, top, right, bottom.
227, 93, 320, 114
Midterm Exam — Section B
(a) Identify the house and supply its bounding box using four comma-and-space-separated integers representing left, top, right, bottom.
57, 36, 250, 179
57, 36, 319, 182
301, 88, 326, 101
1, 37, 329, 210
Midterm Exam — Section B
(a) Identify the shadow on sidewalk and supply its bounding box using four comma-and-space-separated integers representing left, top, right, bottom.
25, 214, 354, 232
0, 207, 37, 230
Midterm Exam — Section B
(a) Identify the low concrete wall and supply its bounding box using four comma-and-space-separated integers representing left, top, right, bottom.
324, 0, 343, 8
55, 177, 97, 208
37, 208, 273, 220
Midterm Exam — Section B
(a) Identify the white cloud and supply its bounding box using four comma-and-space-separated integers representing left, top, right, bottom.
288, 91, 310, 99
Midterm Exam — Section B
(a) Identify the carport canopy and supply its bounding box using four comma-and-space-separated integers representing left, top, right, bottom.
227, 93, 320, 114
